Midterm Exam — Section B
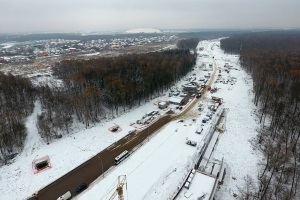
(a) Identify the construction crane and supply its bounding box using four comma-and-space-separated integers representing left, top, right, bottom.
109, 175, 127, 200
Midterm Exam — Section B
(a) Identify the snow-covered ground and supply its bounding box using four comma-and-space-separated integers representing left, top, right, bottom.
80, 119, 204, 200
0, 42, 16, 49
210, 45, 263, 199
0, 39, 262, 200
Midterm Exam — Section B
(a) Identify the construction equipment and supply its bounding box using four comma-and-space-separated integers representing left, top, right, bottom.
109, 175, 127, 200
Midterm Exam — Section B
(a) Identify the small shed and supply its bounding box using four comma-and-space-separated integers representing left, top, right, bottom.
158, 101, 168, 109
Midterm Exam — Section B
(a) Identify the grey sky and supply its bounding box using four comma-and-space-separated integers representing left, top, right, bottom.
0, 0, 299, 33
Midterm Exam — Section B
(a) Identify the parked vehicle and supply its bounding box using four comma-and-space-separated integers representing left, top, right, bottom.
57, 191, 71, 200
186, 140, 197, 146
76, 183, 87, 194
206, 112, 213, 119
128, 129, 137, 134
195, 127, 203, 134
184, 181, 190, 189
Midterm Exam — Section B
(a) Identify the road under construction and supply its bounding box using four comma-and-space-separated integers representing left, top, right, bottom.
28, 57, 218, 200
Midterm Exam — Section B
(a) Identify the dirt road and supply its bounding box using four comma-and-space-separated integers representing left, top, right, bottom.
174, 58, 218, 120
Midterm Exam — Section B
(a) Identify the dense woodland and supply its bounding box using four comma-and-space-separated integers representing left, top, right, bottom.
221, 31, 300, 199
0, 73, 35, 163
0, 44, 196, 164
221, 31, 300, 54
177, 38, 200, 50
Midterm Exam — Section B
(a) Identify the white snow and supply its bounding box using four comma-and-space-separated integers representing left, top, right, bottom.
176, 172, 215, 200
79, 119, 203, 200
0, 42, 16, 49
0, 39, 262, 200
126, 28, 162, 34
212, 56, 262, 198
81, 52, 100, 57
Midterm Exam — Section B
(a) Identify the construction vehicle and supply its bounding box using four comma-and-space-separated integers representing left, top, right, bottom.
109, 175, 127, 200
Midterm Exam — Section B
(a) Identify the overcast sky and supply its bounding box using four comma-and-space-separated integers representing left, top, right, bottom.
0, 0, 299, 33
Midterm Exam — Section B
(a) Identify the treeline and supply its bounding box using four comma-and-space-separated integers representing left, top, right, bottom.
0, 72, 35, 164
176, 30, 243, 40
220, 30, 300, 54
176, 30, 245, 50
221, 32, 300, 199
177, 38, 200, 50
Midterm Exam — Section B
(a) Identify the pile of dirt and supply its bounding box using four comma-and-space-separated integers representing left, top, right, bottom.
166, 109, 175, 114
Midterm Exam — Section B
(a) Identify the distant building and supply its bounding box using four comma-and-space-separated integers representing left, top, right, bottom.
36, 51, 49, 57
68, 48, 77, 53
110, 44, 122, 49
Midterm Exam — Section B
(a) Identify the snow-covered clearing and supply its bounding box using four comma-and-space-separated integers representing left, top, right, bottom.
211, 47, 263, 199
0, 39, 262, 200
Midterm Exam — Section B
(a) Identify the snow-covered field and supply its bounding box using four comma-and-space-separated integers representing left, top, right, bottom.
0, 39, 262, 200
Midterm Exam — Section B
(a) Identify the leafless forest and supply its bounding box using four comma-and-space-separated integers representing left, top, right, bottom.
221, 31, 300, 199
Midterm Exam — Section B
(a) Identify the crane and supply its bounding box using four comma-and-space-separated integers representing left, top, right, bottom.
109, 175, 127, 200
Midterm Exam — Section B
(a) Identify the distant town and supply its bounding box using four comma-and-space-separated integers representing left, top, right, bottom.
0, 34, 178, 64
